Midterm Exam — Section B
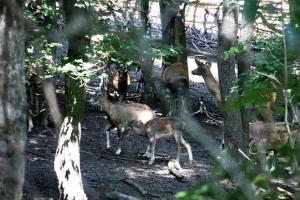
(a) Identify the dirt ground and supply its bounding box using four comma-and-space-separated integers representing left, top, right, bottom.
22, 70, 223, 200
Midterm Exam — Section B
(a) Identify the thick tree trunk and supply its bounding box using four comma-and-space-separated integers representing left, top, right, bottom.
237, 0, 259, 145
287, 0, 300, 165
217, 0, 245, 150
175, 2, 189, 113
54, 0, 88, 199
175, 3, 187, 66
159, 1, 189, 113
140, 0, 150, 34
159, 0, 188, 67
0, 1, 27, 199
159, 0, 177, 68
139, 0, 154, 104
288, 0, 300, 58
54, 116, 87, 200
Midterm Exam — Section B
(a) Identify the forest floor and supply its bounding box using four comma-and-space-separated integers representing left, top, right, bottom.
22, 60, 224, 200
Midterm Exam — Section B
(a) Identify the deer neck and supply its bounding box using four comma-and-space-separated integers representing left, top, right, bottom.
202, 71, 219, 89
101, 99, 111, 113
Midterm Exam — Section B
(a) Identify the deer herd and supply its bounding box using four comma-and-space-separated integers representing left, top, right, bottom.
90, 59, 299, 170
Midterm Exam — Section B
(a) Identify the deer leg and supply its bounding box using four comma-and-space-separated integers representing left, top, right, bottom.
148, 137, 156, 166
106, 125, 116, 149
179, 133, 193, 164
115, 127, 123, 155
179, 96, 185, 116
258, 139, 267, 171
174, 132, 182, 170
143, 144, 151, 157
166, 96, 172, 116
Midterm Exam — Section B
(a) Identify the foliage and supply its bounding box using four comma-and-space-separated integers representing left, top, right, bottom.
25, 0, 179, 84
25, 36, 62, 79
225, 34, 300, 112
25, 0, 61, 30
224, 42, 246, 60
177, 143, 300, 200
87, 22, 180, 72
177, 1, 300, 200
25, 35, 96, 84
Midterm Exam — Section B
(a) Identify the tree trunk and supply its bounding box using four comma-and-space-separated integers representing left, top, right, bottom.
287, 0, 300, 165
54, 0, 88, 199
288, 0, 300, 58
140, 0, 150, 34
0, 1, 27, 199
175, 2, 187, 66
54, 116, 87, 200
217, 0, 245, 150
237, 0, 259, 146
159, 1, 189, 113
175, 2, 189, 113
139, 0, 154, 104
160, 0, 187, 67
159, 0, 177, 68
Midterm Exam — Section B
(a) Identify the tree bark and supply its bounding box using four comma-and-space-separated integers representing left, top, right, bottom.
175, 2, 189, 113
288, 0, 300, 58
159, 0, 189, 113
140, 0, 150, 34
237, 0, 259, 146
159, 0, 177, 68
287, 0, 300, 165
54, 0, 88, 199
0, 1, 27, 199
217, 0, 245, 150
139, 0, 154, 104
175, 2, 187, 66
54, 117, 87, 200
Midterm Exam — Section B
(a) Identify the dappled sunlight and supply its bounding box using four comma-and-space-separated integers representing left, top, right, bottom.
76, 109, 222, 198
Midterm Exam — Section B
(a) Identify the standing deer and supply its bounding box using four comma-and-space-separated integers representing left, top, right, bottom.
125, 117, 193, 169
161, 62, 189, 115
192, 59, 222, 108
249, 121, 297, 171
192, 59, 275, 122
101, 64, 131, 102
90, 93, 155, 155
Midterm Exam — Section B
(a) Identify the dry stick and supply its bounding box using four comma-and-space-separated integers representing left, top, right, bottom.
120, 174, 161, 198
238, 149, 251, 161
190, 101, 222, 126
270, 179, 300, 194
123, 179, 147, 196
106, 191, 141, 200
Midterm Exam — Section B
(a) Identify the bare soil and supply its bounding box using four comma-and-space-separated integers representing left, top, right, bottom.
22, 79, 223, 200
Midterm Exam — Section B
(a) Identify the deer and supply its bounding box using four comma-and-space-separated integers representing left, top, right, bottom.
90, 93, 155, 155
192, 59, 276, 122
100, 64, 131, 102
161, 62, 189, 116
192, 59, 222, 108
249, 121, 298, 171
125, 117, 193, 170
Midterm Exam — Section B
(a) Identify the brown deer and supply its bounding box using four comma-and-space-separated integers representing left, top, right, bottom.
103, 64, 131, 101
192, 59, 222, 108
192, 59, 275, 122
161, 63, 189, 115
249, 121, 297, 170
125, 117, 193, 170
90, 93, 155, 155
